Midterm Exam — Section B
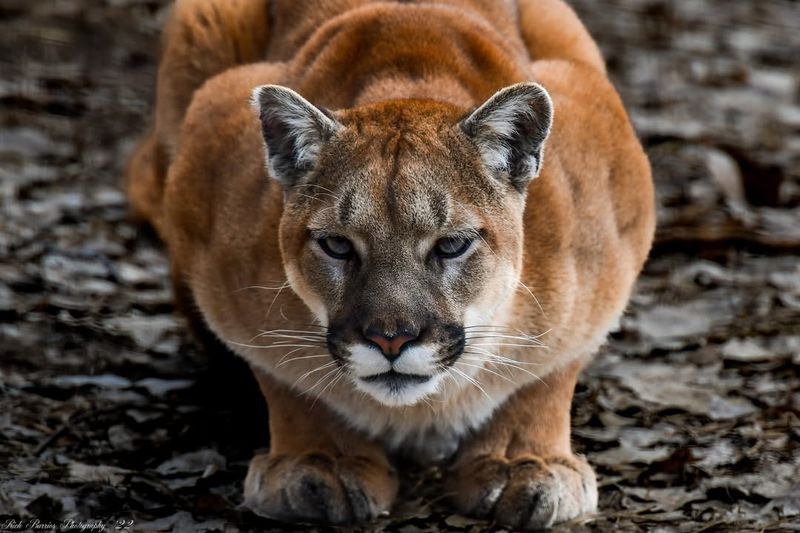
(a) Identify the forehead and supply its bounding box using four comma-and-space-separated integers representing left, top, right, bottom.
307, 136, 487, 236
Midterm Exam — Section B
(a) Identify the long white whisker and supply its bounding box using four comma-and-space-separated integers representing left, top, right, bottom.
474, 228, 499, 259
464, 352, 545, 381
462, 356, 522, 379
304, 366, 341, 395
462, 352, 542, 367
293, 362, 337, 389
517, 280, 546, 317
234, 282, 290, 293
254, 333, 327, 343
296, 183, 341, 198
311, 369, 345, 408
465, 333, 548, 343
255, 329, 327, 337
463, 326, 552, 340
449, 365, 491, 401
464, 350, 547, 386
277, 354, 330, 367
260, 328, 328, 334
276, 345, 319, 364
294, 192, 326, 203
466, 332, 545, 339
468, 342, 548, 349
229, 342, 319, 350
465, 347, 544, 367
455, 361, 516, 385
265, 281, 289, 320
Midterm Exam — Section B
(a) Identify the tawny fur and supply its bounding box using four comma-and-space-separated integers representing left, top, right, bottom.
126, 0, 654, 528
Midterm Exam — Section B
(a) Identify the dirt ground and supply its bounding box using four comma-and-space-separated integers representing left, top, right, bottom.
1, 1, 799, 531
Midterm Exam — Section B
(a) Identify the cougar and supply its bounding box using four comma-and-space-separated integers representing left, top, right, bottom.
126, 0, 655, 528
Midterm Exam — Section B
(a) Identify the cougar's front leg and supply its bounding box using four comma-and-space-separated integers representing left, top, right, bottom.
244, 369, 398, 524
448, 361, 597, 529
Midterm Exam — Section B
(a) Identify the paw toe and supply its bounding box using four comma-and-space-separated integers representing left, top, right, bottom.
452, 454, 597, 530
244, 452, 393, 525
494, 458, 558, 529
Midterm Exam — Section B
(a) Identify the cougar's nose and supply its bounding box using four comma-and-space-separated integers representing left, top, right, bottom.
363, 324, 418, 361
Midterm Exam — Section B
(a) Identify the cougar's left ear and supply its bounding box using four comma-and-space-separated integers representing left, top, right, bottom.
252, 85, 342, 187
460, 82, 554, 191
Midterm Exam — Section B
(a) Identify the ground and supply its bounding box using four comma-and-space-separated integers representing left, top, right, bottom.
1, 0, 799, 531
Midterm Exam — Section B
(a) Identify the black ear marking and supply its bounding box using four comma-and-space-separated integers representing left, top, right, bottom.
251, 85, 342, 187
460, 82, 554, 192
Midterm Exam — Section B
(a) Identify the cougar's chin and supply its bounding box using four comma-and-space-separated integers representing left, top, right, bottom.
353, 370, 444, 407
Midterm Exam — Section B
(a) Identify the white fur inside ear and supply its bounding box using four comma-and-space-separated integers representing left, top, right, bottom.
461, 82, 554, 185
251, 85, 341, 186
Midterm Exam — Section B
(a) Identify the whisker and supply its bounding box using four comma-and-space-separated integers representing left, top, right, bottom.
463, 336, 539, 342
462, 349, 542, 366
293, 362, 337, 389
448, 365, 492, 401
462, 356, 524, 380
294, 192, 328, 203
252, 330, 326, 338
474, 227, 499, 260
296, 183, 341, 198
464, 350, 547, 386
465, 344, 534, 356
265, 281, 290, 321
228, 341, 318, 351
277, 354, 330, 367
516, 280, 546, 317
311, 369, 345, 409
234, 282, 291, 293
465, 332, 549, 342
276, 345, 320, 364
304, 366, 342, 395
257, 328, 328, 335
253, 333, 327, 343
463, 326, 552, 340
455, 360, 516, 385
468, 342, 548, 349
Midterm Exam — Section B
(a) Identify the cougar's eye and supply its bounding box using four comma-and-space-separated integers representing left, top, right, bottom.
318, 236, 354, 259
434, 235, 473, 259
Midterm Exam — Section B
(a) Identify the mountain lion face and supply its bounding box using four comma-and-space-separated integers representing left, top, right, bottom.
253, 84, 553, 406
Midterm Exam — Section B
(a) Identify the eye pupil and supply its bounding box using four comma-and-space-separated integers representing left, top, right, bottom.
319, 236, 353, 259
435, 236, 472, 258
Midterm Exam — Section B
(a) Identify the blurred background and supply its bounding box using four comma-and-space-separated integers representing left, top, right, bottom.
1, 1, 798, 531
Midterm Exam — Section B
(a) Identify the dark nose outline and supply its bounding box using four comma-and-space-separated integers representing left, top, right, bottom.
363, 325, 418, 361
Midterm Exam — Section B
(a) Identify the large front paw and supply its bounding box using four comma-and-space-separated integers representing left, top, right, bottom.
244, 452, 397, 525
449, 454, 597, 530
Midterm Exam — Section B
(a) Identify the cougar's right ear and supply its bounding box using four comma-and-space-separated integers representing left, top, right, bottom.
251, 85, 342, 187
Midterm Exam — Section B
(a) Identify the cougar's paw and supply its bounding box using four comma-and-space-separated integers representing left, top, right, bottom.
244, 452, 397, 525
449, 454, 597, 530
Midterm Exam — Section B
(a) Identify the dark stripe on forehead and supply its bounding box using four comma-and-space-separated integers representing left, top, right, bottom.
385, 132, 405, 226
428, 188, 449, 229
338, 188, 356, 226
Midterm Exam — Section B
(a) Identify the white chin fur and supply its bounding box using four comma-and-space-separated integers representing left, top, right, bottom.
346, 342, 444, 406
353, 373, 444, 406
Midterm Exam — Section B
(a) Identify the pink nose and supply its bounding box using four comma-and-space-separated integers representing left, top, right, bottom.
365, 332, 416, 359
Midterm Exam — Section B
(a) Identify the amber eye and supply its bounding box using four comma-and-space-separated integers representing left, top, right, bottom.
434, 235, 473, 259
318, 236, 354, 259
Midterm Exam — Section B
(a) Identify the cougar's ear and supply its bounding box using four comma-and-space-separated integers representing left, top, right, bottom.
251, 85, 342, 187
460, 82, 554, 191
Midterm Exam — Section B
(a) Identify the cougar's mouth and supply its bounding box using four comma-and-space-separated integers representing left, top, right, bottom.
361, 370, 432, 390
